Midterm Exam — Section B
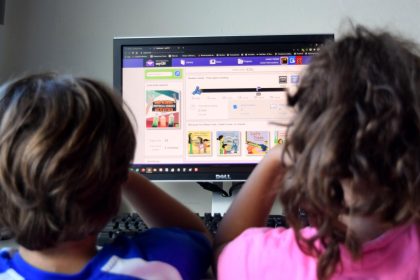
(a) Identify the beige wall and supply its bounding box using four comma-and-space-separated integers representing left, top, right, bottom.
0, 0, 30, 81
1, 0, 420, 84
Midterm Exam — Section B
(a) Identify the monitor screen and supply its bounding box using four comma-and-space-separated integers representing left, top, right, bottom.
114, 34, 333, 181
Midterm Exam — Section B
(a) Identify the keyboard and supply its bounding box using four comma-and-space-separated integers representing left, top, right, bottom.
200, 213, 289, 236
97, 213, 148, 246
97, 212, 300, 246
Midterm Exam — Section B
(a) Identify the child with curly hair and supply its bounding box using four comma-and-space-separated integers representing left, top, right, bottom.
216, 27, 420, 280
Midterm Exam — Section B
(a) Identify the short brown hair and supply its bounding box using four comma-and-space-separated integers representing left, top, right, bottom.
0, 73, 136, 250
280, 27, 420, 279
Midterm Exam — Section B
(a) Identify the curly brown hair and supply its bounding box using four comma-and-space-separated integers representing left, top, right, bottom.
0, 73, 136, 250
279, 27, 420, 279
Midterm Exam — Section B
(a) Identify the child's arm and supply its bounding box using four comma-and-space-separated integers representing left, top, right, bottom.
214, 144, 286, 257
122, 172, 212, 242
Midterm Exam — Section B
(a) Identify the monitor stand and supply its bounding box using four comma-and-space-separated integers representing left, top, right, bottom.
211, 182, 233, 214
198, 181, 284, 216
197, 181, 243, 215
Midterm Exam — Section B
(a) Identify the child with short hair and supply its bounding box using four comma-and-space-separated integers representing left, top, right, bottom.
216, 27, 420, 280
0, 73, 211, 279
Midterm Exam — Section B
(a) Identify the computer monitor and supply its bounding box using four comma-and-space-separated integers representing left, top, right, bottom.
114, 34, 333, 181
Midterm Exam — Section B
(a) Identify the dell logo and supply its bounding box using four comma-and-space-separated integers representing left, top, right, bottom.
215, 174, 231, 180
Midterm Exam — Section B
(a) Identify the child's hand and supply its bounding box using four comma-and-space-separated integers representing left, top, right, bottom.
264, 143, 286, 165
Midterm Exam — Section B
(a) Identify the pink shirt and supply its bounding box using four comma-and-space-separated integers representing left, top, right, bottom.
218, 224, 420, 280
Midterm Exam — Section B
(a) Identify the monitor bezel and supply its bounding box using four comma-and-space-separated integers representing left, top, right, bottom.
113, 34, 334, 181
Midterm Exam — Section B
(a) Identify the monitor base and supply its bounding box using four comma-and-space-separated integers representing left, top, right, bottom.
197, 182, 243, 214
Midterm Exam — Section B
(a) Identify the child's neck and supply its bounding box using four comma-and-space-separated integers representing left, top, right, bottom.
340, 215, 391, 243
19, 235, 97, 274
340, 180, 392, 243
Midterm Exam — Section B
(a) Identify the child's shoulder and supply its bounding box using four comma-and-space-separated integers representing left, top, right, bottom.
218, 224, 420, 280
218, 227, 318, 280
0, 229, 211, 280
0, 247, 18, 273
222, 226, 316, 252
117, 227, 211, 257
102, 228, 211, 280
222, 226, 316, 249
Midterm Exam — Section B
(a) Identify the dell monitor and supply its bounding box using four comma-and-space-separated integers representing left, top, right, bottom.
114, 34, 333, 181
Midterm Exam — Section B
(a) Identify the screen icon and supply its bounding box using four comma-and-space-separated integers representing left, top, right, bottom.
288, 56, 296, 64
192, 86, 202, 95
291, 75, 300, 84
280, 57, 288, 64
296, 56, 303, 64
279, 76, 287, 83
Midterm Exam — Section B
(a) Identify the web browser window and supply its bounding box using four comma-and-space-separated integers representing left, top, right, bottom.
118, 37, 331, 180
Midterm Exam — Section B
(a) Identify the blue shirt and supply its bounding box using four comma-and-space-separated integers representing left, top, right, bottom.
0, 228, 211, 280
